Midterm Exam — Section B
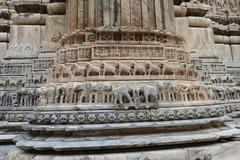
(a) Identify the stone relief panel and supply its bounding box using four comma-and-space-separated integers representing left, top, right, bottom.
7, 25, 46, 58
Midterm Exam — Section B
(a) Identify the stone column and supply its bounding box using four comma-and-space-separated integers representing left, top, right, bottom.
155, 0, 164, 30
163, 0, 175, 32
95, 0, 104, 27
44, 1, 66, 52
103, 0, 110, 26
78, 0, 85, 29
115, 0, 121, 26
130, 0, 142, 27
67, 0, 78, 32
88, 0, 95, 27
121, 0, 130, 27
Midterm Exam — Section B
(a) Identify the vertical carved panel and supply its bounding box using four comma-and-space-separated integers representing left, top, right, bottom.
78, 0, 84, 29
162, 0, 168, 30
115, 0, 121, 26
167, 0, 175, 32
121, 0, 130, 26
142, 0, 150, 29
103, 0, 110, 26
84, 0, 89, 28
155, 0, 163, 30
163, 0, 175, 32
130, 0, 142, 27
95, 0, 104, 27
109, 0, 115, 26
88, 0, 95, 27
66, 1, 70, 32
110, 0, 121, 26
71, 0, 78, 31
147, 0, 156, 29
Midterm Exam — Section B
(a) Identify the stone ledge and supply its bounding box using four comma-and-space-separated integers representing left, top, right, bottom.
7, 141, 240, 160
16, 126, 240, 151
22, 116, 228, 132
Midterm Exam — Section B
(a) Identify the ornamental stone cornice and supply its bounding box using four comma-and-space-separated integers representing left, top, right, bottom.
181, 1, 210, 17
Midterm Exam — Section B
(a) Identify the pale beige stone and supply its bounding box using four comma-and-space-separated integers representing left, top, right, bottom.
0, 33, 9, 42
215, 44, 233, 64
11, 13, 47, 25
47, 2, 66, 15
214, 35, 230, 44
1, 1, 240, 160
174, 5, 187, 17
188, 17, 211, 28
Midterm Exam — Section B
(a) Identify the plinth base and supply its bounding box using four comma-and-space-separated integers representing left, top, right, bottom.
6, 141, 240, 160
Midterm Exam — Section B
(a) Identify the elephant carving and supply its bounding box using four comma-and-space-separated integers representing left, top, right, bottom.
131, 62, 146, 75
86, 63, 101, 76
113, 85, 134, 109
72, 63, 86, 77
137, 84, 158, 108
36, 84, 56, 105
101, 62, 116, 76
146, 62, 161, 75
116, 62, 132, 76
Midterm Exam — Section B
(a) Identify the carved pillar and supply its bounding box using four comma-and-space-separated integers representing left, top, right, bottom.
88, 0, 95, 27
115, 0, 121, 26
163, 0, 175, 32
130, 0, 142, 27
121, 0, 130, 26
78, 0, 84, 29
67, 0, 78, 32
155, 0, 164, 30
95, 0, 104, 27
103, 0, 110, 26
141, 0, 149, 28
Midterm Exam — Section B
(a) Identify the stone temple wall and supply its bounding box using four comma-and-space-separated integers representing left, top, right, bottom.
0, 0, 239, 160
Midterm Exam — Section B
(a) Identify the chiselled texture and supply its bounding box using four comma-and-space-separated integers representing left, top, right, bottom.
103, 0, 110, 26
0, 0, 240, 159
95, 0, 103, 27
88, 0, 95, 27
130, 0, 142, 27
121, 0, 131, 26
78, 0, 84, 29
63, 0, 176, 31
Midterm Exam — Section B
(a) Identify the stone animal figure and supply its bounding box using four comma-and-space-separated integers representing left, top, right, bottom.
72, 63, 86, 77
116, 62, 132, 75
136, 84, 158, 108
113, 85, 134, 109
101, 62, 116, 76
185, 64, 198, 77
59, 64, 72, 79
146, 62, 161, 75
36, 84, 56, 105
86, 62, 101, 76
162, 62, 183, 76
131, 62, 146, 75
0, 92, 12, 106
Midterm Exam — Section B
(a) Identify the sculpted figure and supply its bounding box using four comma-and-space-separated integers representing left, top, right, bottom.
113, 85, 134, 109
73, 83, 87, 104
36, 84, 56, 105
145, 62, 161, 75
116, 62, 132, 75
101, 62, 116, 76
136, 84, 158, 108
184, 64, 198, 78
59, 64, 72, 79
162, 63, 182, 75
72, 63, 86, 77
55, 84, 70, 104
86, 62, 101, 76
10, 92, 19, 107
131, 62, 146, 75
